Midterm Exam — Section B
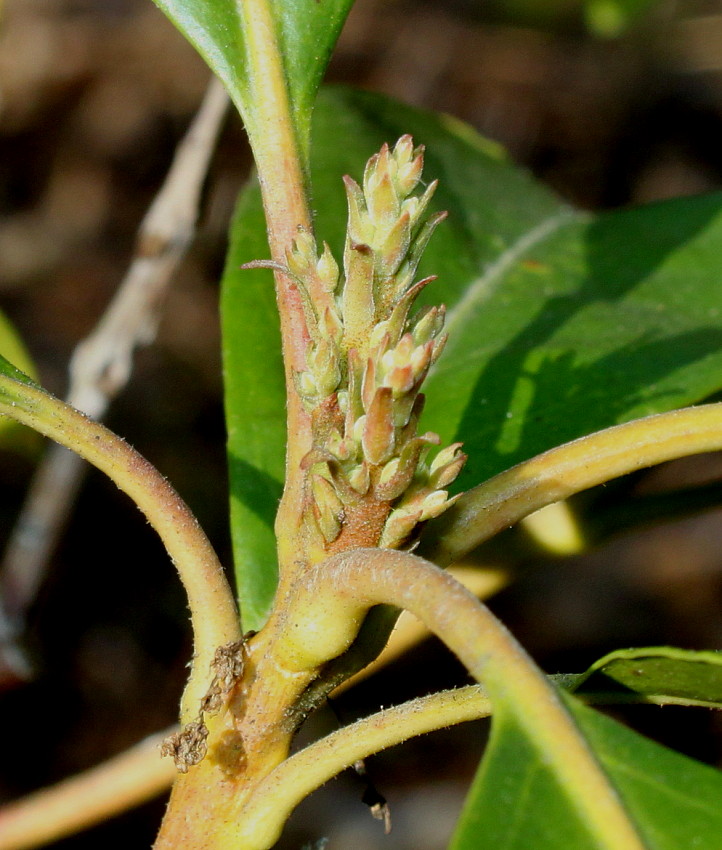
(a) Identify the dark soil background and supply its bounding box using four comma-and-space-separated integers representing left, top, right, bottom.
2, 1, 722, 848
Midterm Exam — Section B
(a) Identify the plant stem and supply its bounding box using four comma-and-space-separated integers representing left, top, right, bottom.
0, 376, 241, 718
0, 730, 175, 850
421, 402, 722, 567
236, 0, 317, 579
240, 686, 492, 837
333, 565, 509, 694
245, 548, 646, 850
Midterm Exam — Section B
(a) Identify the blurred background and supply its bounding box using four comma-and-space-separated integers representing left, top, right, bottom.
2, 0, 722, 847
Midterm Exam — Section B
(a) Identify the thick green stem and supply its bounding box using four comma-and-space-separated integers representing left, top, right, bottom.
236, 0, 317, 580
0, 375, 240, 718
421, 402, 722, 567
241, 548, 646, 850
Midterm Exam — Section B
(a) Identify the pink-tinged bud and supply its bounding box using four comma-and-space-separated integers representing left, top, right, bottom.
411, 304, 445, 346
286, 228, 317, 278
393, 135, 415, 167
419, 490, 452, 521
384, 364, 414, 395
311, 474, 344, 544
379, 507, 422, 549
347, 461, 371, 495
381, 333, 413, 373
327, 430, 354, 462
429, 444, 467, 490
297, 370, 317, 400
362, 387, 396, 465
319, 305, 343, 346
377, 209, 411, 279
375, 448, 416, 501
396, 152, 424, 196
367, 171, 400, 234
410, 340, 434, 375
316, 242, 340, 292
343, 176, 373, 245
361, 356, 377, 413
342, 241, 375, 350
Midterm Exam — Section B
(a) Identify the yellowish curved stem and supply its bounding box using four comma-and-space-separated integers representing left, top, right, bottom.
245, 686, 492, 834
0, 729, 175, 850
333, 565, 509, 693
421, 403, 722, 567
238, 548, 646, 850
0, 375, 241, 718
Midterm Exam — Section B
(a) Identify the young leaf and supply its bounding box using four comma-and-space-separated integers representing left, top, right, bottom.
570, 646, 722, 708
149, 0, 354, 156
450, 694, 722, 850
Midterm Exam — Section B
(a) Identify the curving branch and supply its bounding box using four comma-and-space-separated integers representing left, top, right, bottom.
235, 547, 646, 850
420, 403, 722, 566
0, 77, 230, 682
0, 373, 241, 719
0, 729, 175, 850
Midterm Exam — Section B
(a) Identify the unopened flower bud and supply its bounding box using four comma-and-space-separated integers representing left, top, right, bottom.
311, 474, 344, 544
412, 305, 446, 346
316, 242, 340, 292
343, 176, 373, 245
286, 228, 317, 278
362, 387, 395, 465
418, 489, 451, 521
347, 461, 371, 495
380, 507, 422, 548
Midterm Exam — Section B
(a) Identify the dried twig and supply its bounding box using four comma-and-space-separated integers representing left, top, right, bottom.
0, 76, 230, 680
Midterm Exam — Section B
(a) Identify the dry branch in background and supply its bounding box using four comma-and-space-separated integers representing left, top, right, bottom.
0, 76, 229, 682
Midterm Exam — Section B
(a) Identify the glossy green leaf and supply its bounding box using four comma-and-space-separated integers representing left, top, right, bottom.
450, 694, 722, 849
569, 646, 722, 708
222, 181, 284, 630
150, 0, 353, 154
223, 87, 722, 626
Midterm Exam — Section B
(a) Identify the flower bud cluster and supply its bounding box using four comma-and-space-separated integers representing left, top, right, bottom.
290, 137, 466, 550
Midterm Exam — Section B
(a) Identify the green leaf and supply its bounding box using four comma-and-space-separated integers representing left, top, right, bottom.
222, 182, 285, 630
306, 88, 722, 494
223, 87, 722, 626
450, 694, 722, 849
150, 0, 353, 154
570, 646, 722, 708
